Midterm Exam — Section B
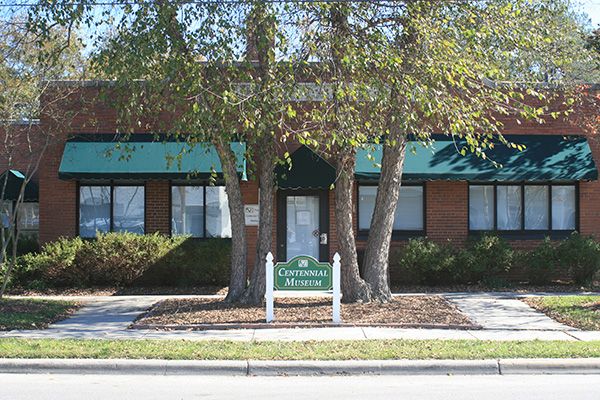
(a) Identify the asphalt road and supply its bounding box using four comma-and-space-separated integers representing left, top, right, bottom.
1, 374, 600, 400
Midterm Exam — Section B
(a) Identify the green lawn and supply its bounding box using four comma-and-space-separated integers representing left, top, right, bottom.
1, 338, 600, 360
523, 296, 600, 331
0, 299, 79, 331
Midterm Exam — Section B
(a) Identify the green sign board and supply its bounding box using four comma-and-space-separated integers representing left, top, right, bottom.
274, 255, 333, 291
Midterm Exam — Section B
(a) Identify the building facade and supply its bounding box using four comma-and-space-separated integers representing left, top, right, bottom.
6, 82, 597, 277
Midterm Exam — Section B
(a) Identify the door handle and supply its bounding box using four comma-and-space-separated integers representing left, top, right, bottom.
320, 233, 328, 245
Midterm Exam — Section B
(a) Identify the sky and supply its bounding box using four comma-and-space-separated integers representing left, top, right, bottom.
580, 0, 600, 27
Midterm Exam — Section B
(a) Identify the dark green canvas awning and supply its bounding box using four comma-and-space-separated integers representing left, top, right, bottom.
276, 145, 336, 189
356, 135, 598, 182
0, 170, 38, 201
59, 139, 247, 180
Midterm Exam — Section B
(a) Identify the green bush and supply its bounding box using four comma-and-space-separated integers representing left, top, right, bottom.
16, 236, 85, 287
458, 234, 514, 284
557, 233, 600, 285
525, 237, 559, 285
11, 233, 231, 288
391, 238, 458, 285
137, 238, 231, 286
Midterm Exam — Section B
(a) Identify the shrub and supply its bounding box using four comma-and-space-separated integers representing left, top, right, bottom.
11, 233, 231, 288
525, 237, 559, 285
557, 233, 600, 285
75, 232, 175, 286
17, 236, 85, 287
391, 238, 457, 285
459, 234, 514, 284
138, 238, 231, 286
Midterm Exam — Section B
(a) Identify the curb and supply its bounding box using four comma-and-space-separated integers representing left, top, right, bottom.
1, 358, 600, 376
130, 323, 482, 331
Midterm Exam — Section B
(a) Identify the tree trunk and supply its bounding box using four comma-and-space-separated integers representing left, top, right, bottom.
362, 134, 408, 302
214, 139, 247, 303
240, 137, 275, 305
335, 149, 373, 303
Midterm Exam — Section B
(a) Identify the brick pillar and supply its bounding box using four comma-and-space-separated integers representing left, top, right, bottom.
426, 181, 468, 244
145, 180, 170, 234
39, 141, 77, 244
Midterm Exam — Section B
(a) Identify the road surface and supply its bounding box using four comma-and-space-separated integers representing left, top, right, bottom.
1, 374, 600, 399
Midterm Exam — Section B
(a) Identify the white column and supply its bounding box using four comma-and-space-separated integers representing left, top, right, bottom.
265, 252, 274, 323
332, 252, 341, 324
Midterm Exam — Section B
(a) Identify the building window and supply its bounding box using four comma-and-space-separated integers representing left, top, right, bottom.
497, 185, 522, 230
171, 185, 231, 238
358, 184, 424, 233
18, 202, 39, 231
79, 185, 144, 238
1, 201, 13, 229
469, 185, 494, 230
469, 183, 577, 232
112, 186, 145, 234
552, 185, 576, 230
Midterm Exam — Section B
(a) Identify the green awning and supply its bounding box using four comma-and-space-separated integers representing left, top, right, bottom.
0, 170, 38, 201
356, 135, 598, 182
59, 139, 247, 180
276, 145, 336, 189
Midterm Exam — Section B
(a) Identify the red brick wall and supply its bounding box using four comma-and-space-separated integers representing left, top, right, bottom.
35, 83, 600, 270
145, 181, 170, 234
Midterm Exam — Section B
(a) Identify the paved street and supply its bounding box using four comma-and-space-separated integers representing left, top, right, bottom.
1, 374, 599, 400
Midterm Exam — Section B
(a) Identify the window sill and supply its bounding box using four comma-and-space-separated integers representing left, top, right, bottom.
468, 230, 576, 240
357, 230, 425, 242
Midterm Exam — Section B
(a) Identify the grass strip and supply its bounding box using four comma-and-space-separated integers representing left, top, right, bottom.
1, 339, 600, 360
523, 296, 600, 331
0, 299, 79, 331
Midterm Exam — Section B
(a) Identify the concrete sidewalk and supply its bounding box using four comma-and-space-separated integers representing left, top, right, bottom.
1, 292, 599, 342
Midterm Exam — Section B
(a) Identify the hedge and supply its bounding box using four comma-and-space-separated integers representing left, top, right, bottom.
7, 232, 230, 289
390, 233, 600, 286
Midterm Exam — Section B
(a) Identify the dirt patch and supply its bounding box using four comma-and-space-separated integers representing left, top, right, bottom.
133, 296, 476, 330
583, 301, 600, 312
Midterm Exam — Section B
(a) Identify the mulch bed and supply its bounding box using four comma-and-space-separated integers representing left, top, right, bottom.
132, 296, 478, 330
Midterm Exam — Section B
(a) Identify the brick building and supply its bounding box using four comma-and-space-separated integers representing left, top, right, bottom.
5, 81, 600, 275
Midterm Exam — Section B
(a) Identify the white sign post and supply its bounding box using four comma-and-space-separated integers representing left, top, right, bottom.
265, 252, 341, 324
265, 252, 274, 323
332, 253, 341, 323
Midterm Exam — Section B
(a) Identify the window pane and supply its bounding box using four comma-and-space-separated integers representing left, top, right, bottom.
1, 201, 13, 229
79, 186, 110, 237
469, 186, 494, 230
206, 186, 231, 238
18, 202, 39, 231
552, 186, 576, 230
113, 186, 144, 234
358, 186, 377, 230
393, 186, 424, 230
524, 186, 549, 230
497, 185, 522, 230
171, 186, 204, 237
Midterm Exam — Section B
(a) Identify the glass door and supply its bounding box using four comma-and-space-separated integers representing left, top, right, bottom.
277, 190, 329, 262
286, 195, 320, 259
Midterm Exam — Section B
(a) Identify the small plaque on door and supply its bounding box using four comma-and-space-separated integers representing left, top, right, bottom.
296, 210, 311, 226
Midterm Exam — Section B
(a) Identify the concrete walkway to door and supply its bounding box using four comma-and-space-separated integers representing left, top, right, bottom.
1, 292, 599, 342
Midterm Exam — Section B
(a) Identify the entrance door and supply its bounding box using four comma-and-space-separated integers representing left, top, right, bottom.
277, 191, 329, 262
